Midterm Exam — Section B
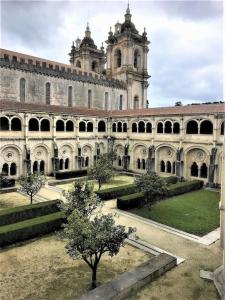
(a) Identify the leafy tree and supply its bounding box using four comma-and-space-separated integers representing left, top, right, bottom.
135, 172, 168, 208
61, 180, 101, 217
88, 154, 115, 190
62, 209, 134, 289
18, 172, 46, 204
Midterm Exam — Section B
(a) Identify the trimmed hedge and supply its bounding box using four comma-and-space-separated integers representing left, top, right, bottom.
117, 180, 204, 210
55, 170, 87, 179
0, 212, 64, 247
163, 176, 178, 185
96, 184, 137, 200
0, 200, 60, 226
0, 178, 15, 189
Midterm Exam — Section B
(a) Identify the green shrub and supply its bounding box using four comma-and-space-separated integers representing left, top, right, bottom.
0, 174, 15, 189
117, 192, 144, 210
0, 212, 64, 247
55, 170, 87, 180
117, 180, 204, 210
0, 200, 61, 226
163, 176, 178, 185
96, 184, 137, 200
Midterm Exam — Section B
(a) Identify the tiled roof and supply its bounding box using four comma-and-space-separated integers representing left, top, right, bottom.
0, 100, 224, 118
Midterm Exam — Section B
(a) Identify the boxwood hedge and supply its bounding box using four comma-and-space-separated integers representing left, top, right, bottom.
0, 200, 61, 226
117, 180, 204, 210
0, 212, 64, 247
55, 170, 87, 180
96, 184, 137, 200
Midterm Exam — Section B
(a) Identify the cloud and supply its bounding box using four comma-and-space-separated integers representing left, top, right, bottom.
1, 0, 223, 107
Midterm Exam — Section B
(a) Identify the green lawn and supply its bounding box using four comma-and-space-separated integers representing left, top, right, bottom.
131, 189, 220, 236
56, 175, 135, 192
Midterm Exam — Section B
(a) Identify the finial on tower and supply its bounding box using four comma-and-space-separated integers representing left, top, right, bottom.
126, 0, 130, 14
85, 22, 91, 38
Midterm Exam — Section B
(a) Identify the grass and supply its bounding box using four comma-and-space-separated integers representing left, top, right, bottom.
130, 189, 220, 236
0, 234, 151, 299
56, 175, 135, 192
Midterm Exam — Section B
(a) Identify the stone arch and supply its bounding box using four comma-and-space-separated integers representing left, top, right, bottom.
186, 119, 199, 134
76, 60, 81, 68
98, 120, 106, 132
0, 145, 22, 177
115, 144, 124, 168
32, 144, 50, 174
56, 119, 65, 131
59, 143, 74, 171
28, 117, 39, 131
200, 120, 213, 134
132, 144, 148, 171
114, 48, 122, 68
0, 116, 10, 131
134, 48, 141, 68
185, 147, 209, 180
82, 144, 93, 167
66, 120, 74, 132
40, 118, 50, 131
11, 116, 22, 131
156, 144, 176, 174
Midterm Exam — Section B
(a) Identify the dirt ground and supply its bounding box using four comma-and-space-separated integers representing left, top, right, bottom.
0, 192, 30, 210
0, 234, 151, 300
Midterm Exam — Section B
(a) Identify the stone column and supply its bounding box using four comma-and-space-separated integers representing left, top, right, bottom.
208, 148, 217, 187
220, 136, 225, 281
123, 144, 130, 171
175, 148, 183, 179
147, 145, 155, 173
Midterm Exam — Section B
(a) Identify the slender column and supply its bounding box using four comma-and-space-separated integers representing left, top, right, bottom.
220, 136, 225, 281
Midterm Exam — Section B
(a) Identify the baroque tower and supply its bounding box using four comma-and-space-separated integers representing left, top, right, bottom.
105, 4, 150, 109
69, 24, 105, 74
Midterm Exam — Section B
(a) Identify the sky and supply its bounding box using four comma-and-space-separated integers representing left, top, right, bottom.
1, 0, 223, 107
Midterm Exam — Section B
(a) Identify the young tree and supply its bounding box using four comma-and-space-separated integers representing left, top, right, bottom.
135, 172, 168, 209
18, 172, 46, 204
88, 154, 115, 190
62, 209, 134, 289
61, 180, 101, 217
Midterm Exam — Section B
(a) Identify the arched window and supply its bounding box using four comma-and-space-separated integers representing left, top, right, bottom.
68, 86, 72, 107
88, 90, 92, 108
56, 120, 64, 131
142, 159, 146, 170
66, 120, 74, 132
87, 122, 93, 132
191, 162, 198, 177
0, 117, 9, 130
40, 119, 50, 131
118, 156, 122, 166
45, 82, 51, 105
29, 118, 39, 131
59, 159, 64, 170
10, 163, 17, 175
200, 163, 208, 178
98, 120, 106, 132
33, 161, 38, 173
119, 95, 123, 110
117, 122, 122, 132
85, 157, 89, 167
186, 120, 198, 134
132, 123, 137, 133
173, 122, 180, 134
105, 92, 108, 110
157, 122, 163, 133
166, 161, 172, 173
20, 78, 25, 102
112, 123, 117, 132
76, 60, 81, 68
134, 49, 139, 68
11, 118, 21, 131
79, 121, 86, 132
146, 122, 152, 133
65, 158, 69, 170
221, 122, 225, 135
92, 61, 98, 72
2, 163, 9, 176
115, 49, 122, 68
165, 121, 172, 134
160, 160, 165, 172
138, 121, 145, 133
137, 158, 141, 169
200, 120, 213, 134
123, 123, 127, 132
172, 162, 176, 174
133, 96, 139, 109
40, 160, 45, 173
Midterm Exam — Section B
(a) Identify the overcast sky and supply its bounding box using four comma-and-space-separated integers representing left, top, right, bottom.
1, 0, 223, 107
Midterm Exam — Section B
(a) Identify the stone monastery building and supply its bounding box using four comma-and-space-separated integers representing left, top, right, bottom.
0, 5, 224, 188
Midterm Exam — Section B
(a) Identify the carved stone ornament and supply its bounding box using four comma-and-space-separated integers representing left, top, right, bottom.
4, 151, 14, 162
196, 151, 205, 162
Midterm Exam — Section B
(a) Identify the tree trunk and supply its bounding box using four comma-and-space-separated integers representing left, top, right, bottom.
30, 194, 33, 204
98, 180, 101, 190
91, 267, 97, 289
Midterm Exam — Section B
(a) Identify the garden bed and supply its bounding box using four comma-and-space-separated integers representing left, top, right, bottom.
0, 192, 30, 211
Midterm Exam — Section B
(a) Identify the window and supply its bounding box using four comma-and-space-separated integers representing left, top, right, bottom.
40, 160, 45, 173
200, 120, 213, 134
119, 95, 123, 110
87, 122, 93, 132
134, 49, 139, 68
33, 161, 38, 173
76, 60, 81, 68
138, 121, 145, 133
191, 162, 198, 177
0, 117, 9, 131
88, 90, 92, 108
123, 123, 127, 132
172, 162, 176, 174
221, 122, 225, 135
166, 161, 172, 173
65, 158, 69, 170
165, 121, 172, 134
2, 163, 9, 176
68, 86, 72, 107
29, 118, 39, 131
118, 157, 122, 167
79, 121, 86, 132
10, 163, 17, 175
173, 122, 180, 134
20, 78, 25, 102
132, 123, 137, 133
157, 122, 163, 133
66, 120, 74, 131
45, 82, 50, 105
56, 120, 64, 131
117, 122, 122, 132
85, 157, 89, 167
160, 160, 165, 172
186, 120, 198, 134
98, 120, 106, 132
146, 122, 152, 133
142, 159, 146, 170
59, 159, 64, 170
200, 163, 208, 178
105, 92, 108, 110
133, 96, 139, 109
137, 158, 141, 169
11, 118, 21, 131
115, 49, 122, 68
92, 61, 98, 72
40, 119, 50, 131
112, 123, 116, 132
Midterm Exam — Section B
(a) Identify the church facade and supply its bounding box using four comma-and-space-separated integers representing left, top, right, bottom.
0, 6, 224, 188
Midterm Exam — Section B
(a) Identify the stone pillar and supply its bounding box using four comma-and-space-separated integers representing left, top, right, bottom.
220, 137, 225, 281
123, 144, 130, 171
147, 146, 155, 173
175, 148, 183, 179
208, 148, 217, 187
52, 145, 59, 176
24, 146, 31, 175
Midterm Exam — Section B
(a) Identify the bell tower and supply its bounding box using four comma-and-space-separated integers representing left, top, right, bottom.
105, 4, 150, 109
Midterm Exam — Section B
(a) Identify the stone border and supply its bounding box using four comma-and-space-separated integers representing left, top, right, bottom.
79, 253, 177, 300
0, 186, 17, 194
